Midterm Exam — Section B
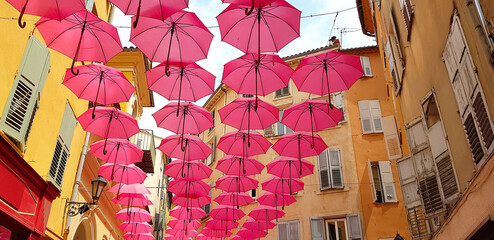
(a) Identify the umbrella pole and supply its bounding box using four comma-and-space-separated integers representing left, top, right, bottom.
323, 60, 333, 110
103, 111, 114, 155
165, 23, 176, 77
247, 101, 251, 148
71, 21, 87, 76
17, 0, 30, 28
132, 0, 142, 28
298, 136, 303, 176
309, 103, 315, 149
181, 140, 188, 178
110, 143, 121, 180
180, 105, 187, 151
176, 68, 184, 117
92, 72, 104, 119
118, 166, 125, 201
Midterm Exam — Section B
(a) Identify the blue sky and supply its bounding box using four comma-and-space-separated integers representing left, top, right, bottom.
112, 0, 376, 138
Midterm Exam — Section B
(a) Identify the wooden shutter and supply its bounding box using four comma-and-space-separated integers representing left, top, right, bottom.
464, 113, 484, 164
288, 221, 300, 240
209, 110, 215, 132
382, 116, 402, 159
318, 151, 331, 190
277, 221, 288, 240
85, 0, 95, 11
370, 100, 383, 132
436, 155, 458, 201
399, 0, 414, 38
418, 175, 443, 215
397, 156, 421, 207
360, 56, 372, 77
367, 160, 377, 202
332, 92, 345, 122
427, 122, 448, 159
407, 206, 429, 237
406, 120, 428, 152
472, 93, 494, 150
329, 149, 343, 188
358, 101, 373, 134
209, 135, 216, 165
58, 103, 77, 147
346, 214, 363, 240
310, 217, 325, 240
378, 161, 398, 202
0, 35, 50, 147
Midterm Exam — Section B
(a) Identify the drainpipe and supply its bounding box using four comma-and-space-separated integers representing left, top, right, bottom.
65, 132, 91, 232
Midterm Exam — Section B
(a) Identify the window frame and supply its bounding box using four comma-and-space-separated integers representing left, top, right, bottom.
358, 100, 383, 134
368, 160, 398, 203
274, 85, 290, 98
331, 92, 346, 123
318, 148, 344, 191
360, 56, 373, 77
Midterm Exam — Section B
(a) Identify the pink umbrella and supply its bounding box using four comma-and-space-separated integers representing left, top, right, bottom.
209, 205, 246, 222
166, 230, 197, 239
217, 131, 271, 158
172, 194, 211, 208
63, 64, 135, 118
214, 192, 253, 206
205, 219, 239, 231
130, 11, 213, 71
257, 192, 295, 210
221, 0, 277, 15
111, 194, 152, 207
201, 228, 232, 238
243, 218, 276, 230
217, 1, 300, 58
168, 179, 211, 198
236, 228, 268, 239
36, 10, 122, 75
116, 208, 152, 222
262, 176, 304, 195
267, 157, 314, 178
167, 219, 201, 230
166, 228, 198, 237
109, 0, 188, 28
158, 134, 212, 161
119, 222, 153, 233
248, 205, 285, 221
6, 0, 85, 28
165, 160, 212, 181
108, 183, 150, 195
153, 102, 213, 136
99, 163, 146, 184
292, 51, 364, 97
216, 175, 258, 193
216, 155, 264, 176
170, 206, 206, 220
78, 107, 140, 154
147, 62, 215, 112
92, 139, 143, 163
221, 54, 293, 101
123, 233, 155, 240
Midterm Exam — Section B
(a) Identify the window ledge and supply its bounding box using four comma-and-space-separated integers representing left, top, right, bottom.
362, 131, 384, 135
273, 95, 292, 101
316, 187, 349, 195
372, 201, 399, 205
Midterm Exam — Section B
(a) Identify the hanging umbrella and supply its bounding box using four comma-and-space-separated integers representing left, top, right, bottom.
108, 183, 150, 195
123, 233, 155, 240
221, 54, 293, 103
36, 10, 122, 75
209, 205, 246, 221
111, 193, 153, 207
248, 205, 285, 222
166, 228, 198, 237
130, 11, 213, 73
266, 157, 314, 178
221, 0, 277, 15
272, 131, 327, 175
282, 99, 343, 146
262, 176, 304, 194
216, 175, 258, 193
201, 228, 232, 238
172, 194, 211, 208
165, 160, 212, 181
99, 164, 146, 196
243, 218, 276, 230
63, 63, 135, 118
78, 107, 140, 154
257, 192, 295, 210
158, 134, 212, 161
292, 51, 364, 101
109, 0, 188, 28
147, 62, 215, 112
217, 0, 300, 61
6, 0, 85, 28
214, 192, 254, 206
216, 155, 264, 176
92, 139, 143, 179
116, 208, 152, 222
236, 228, 268, 239
217, 131, 271, 157
170, 206, 206, 220
167, 219, 201, 230
153, 102, 213, 138
168, 179, 211, 198
119, 222, 153, 233
205, 219, 239, 231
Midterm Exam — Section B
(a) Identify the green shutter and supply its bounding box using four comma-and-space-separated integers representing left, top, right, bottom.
0, 35, 50, 147
85, 0, 95, 11
58, 103, 77, 148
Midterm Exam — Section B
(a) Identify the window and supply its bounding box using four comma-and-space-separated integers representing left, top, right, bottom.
275, 86, 290, 98
205, 136, 216, 166
443, 15, 494, 166
385, 39, 401, 95
367, 161, 398, 203
310, 214, 363, 240
249, 188, 257, 199
48, 103, 77, 189
201, 182, 213, 216
331, 92, 345, 123
85, 0, 95, 11
0, 35, 50, 149
399, 0, 414, 39
278, 220, 299, 240
360, 56, 372, 77
243, 94, 254, 98
209, 110, 215, 132
276, 110, 293, 135
358, 100, 383, 134
318, 149, 343, 190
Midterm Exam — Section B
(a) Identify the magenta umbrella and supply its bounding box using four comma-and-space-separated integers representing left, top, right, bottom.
108, 183, 150, 195
262, 176, 304, 195
116, 207, 152, 222
214, 192, 254, 206
209, 205, 246, 222
123, 233, 155, 240
63, 64, 135, 118
236, 228, 268, 239
249, 205, 285, 222
216, 175, 258, 193
292, 51, 364, 98
165, 160, 212, 181
221, 0, 277, 15
201, 228, 232, 238
119, 222, 153, 233
205, 219, 239, 231
158, 134, 212, 161
78, 107, 140, 154
91, 139, 143, 179
243, 218, 276, 230
172, 194, 211, 208
170, 206, 206, 220
217, 131, 271, 157
109, 0, 188, 28
6, 0, 85, 28
153, 102, 213, 136
130, 11, 213, 72
36, 10, 122, 75
267, 157, 314, 178
147, 62, 215, 112
216, 155, 264, 176
221, 54, 293, 102
166, 228, 198, 237
99, 163, 147, 196
111, 194, 152, 207
257, 192, 295, 210
217, 1, 300, 59
168, 179, 211, 198
167, 219, 201, 230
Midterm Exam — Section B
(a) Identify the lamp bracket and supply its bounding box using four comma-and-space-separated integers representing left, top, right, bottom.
65, 201, 96, 217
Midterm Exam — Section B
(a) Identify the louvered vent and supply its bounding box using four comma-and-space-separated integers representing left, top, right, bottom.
419, 176, 443, 215
464, 113, 484, 163
407, 206, 429, 238
473, 94, 494, 149
5, 79, 33, 132
49, 138, 69, 188
436, 155, 458, 200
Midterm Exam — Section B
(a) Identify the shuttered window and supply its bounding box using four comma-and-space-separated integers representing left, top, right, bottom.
0, 35, 50, 148
275, 86, 290, 98
358, 100, 383, 134
407, 206, 429, 237
360, 56, 372, 77
209, 110, 215, 132
310, 217, 325, 240
318, 148, 343, 190
443, 15, 494, 166
368, 161, 398, 203
382, 116, 402, 159
398, 0, 414, 39
277, 220, 299, 240
48, 103, 77, 189
206, 136, 216, 165
331, 92, 345, 123
276, 110, 293, 135
85, 0, 95, 11
346, 214, 363, 240
202, 182, 212, 215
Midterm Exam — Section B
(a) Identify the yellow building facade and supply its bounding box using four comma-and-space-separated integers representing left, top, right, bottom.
358, 0, 494, 239
198, 44, 410, 240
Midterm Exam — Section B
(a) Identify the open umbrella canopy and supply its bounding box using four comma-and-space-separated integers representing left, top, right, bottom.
217, 131, 271, 157
172, 194, 211, 208
63, 64, 134, 106
130, 11, 213, 64
216, 175, 258, 193
242, 218, 276, 230
165, 160, 212, 181
272, 131, 327, 158
91, 139, 143, 164
236, 228, 268, 239
123, 233, 155, 240
292, 51, 364, 96
281, 99, 344, 132
166, 228, 198, 237
111, 194, 153, 206
116, 208, 152, 222
108, 183, 150, 195
248, 205, 285, 221
209, 205, 246, 221
257, 192, 296, 208
201, 228, 232, 238
168, 179, 211, 197
221, 54, 293, 97
213, 192, 254, 206
36, 10, 122, 74
219, 97, 279, 130
221, 0, 277, 9
158, 134, 212, 161
170, 206, 206, 220
153, 102, 213, 134
262, 176, 304, 194
6, 0, 85, 28
99, 163, 147, 183
78, 107, 140, 139
267, 157, 314, 178
205, 219, 239, 231
109, 0, 188, 27
167, 219, 201, 230
216, 155, 264, 176
119, 222, 153, 233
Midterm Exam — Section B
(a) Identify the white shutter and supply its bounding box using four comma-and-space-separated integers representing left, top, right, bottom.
310, 217, 325, 240
427, 122, 448, 159
370, 100, 383, 132
382, 116, 402, 159
85, 0, 95, 11
278, 221, 288, 240
360, 56, 373, 77
397, 156, 421, 208
346, 214, 363, 240
449, 17, 466, 66
451, 72, 469, 116
406, 120, 428, 151
379, 161, 398, 202
367, 160, 377, 202
332, 92, 345, 122
318, 151, 331, 190
458, 51, 478, 101
412, 148, 435, 177
358, 101, 372, 134
289, 221, 300, 240
329, 149, 343, 188
442, 39, 458, 80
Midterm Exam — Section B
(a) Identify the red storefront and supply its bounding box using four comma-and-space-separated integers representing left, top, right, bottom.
0, 135, 60, 239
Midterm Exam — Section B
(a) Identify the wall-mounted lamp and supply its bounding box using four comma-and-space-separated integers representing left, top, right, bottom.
65, 176, 107, 216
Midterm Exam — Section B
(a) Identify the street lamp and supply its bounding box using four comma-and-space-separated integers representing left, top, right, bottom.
65, 176, 107, 216
394, 233, 405, 240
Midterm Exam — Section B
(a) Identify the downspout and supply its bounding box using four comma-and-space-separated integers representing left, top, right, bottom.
65, 132, 91, 232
